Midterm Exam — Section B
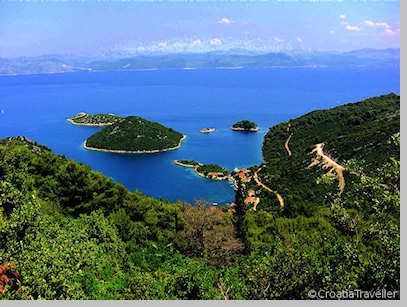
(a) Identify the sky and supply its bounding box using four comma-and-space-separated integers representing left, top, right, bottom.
0, 0, 400, 58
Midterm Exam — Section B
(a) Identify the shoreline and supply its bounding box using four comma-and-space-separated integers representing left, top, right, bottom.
194, 169, 229, 181
83, 135, 186, 154
173, 160, 201, 168
174, 160, 230, 181
67, 118, 115, 127
231, 127, 260, 132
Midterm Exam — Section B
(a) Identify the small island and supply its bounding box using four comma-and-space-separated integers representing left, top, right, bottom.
231, 120, 260, 132
174, 160, 229, 180
200, 128, 216, 134
68, 112, 122, 126
84, 116, 185, 153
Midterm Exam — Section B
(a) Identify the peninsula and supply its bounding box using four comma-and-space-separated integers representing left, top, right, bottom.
174, 160, 202, 168
68, 112, 122, 126
231, 120, 260, 132
84, 116, 185, 153
174, 160, 229, 180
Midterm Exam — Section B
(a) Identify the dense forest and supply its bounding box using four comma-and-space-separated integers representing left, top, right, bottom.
233, 93, 399, 296
260, 93, 400, 214
85, 116, 184, 152
0, 93, 400, 299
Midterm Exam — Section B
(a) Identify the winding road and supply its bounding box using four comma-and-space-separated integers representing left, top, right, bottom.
310, 143, 345, 193
253, 167, 285, 208
284, 133, 293, 157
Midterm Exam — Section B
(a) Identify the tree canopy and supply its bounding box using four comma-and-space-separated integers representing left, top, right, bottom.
0, 94, 400, 299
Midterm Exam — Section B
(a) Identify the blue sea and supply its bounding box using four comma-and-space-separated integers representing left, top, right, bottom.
0, 67, 400, 204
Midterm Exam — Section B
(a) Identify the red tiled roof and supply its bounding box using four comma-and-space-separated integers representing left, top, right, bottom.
244, 197, 256, 204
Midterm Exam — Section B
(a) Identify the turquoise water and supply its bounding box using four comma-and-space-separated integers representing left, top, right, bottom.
0, 67, 400, 204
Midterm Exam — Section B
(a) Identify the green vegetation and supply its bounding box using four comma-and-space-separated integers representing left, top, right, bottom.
232, 120, 259, 131
85, 116, 184, 152
68, 113, 122, 126
175, 161, 229, 180
233, 93, 399, 298
0, 137, 242, 299
196, 164, 229, 177
0, 93, 400, 299
260, 93, 400, 214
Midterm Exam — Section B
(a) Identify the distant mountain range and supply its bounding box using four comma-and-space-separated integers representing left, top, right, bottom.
0, 48, 399, 75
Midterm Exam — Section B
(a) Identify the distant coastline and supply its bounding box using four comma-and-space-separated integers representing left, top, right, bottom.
0, 48, 399, 76
0, 65, 343, 77
0, 63, 400, 77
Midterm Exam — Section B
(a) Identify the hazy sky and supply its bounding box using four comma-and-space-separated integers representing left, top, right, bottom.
0, 0, 400, 57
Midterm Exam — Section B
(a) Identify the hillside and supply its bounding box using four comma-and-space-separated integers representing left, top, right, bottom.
84, 116, 185, 153
0, 93, 400, 299
232, 94, 399, 290
0, 137, 243, 299
256, 93, 400, 215
230, 93, 399, 298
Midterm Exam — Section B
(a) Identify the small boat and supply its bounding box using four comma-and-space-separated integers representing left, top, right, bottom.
200, 128, 216, 134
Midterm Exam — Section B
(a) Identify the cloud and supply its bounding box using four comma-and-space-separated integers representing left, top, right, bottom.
191, 39, 203, 46
209, 38, 222, 46
329, 30, 336, 35
296, 37, 303, 43
274, 37, 284, 43
158, 41, 168, 48
364, 20, 398, 37
217, 18, 233, 25
345, 25, 361, 32
339, 17, 397, 36
338, 16, 360, 32
384, 28, 397, 36
364, 20, 391, 29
